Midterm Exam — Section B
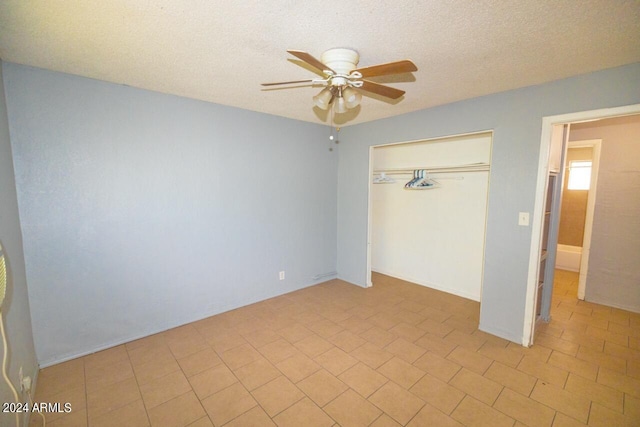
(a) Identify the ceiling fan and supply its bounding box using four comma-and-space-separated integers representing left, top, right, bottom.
262, 48, 418, 113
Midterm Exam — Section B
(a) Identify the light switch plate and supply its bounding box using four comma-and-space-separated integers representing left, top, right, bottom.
518, 212, 530, 226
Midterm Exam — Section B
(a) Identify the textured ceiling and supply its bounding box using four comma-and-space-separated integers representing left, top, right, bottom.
1, 1, 639, 126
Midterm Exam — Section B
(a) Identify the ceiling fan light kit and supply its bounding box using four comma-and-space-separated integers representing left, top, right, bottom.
263, 48, 417, 115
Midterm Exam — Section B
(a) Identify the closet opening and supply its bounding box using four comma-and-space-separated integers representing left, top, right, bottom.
365, 131, 493, 307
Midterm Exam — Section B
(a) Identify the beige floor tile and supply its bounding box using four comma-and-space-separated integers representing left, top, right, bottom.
220, 343, 262, 370
551, 413, 588, 427
139, 370, 192, 409
451, 395, 515, 427
477, 342, 524, 368
349, 342, 394, 369
389, 322, 427, 342
307, 318, 344, 339
241, 328, 281, 348
530, 381, 590, 423
383, 338, 426, 364
484, 361, 537, 396
548, 351, 598, 381
32, 384, 86, 423
324, 389, 382, 426
272, 397, 334, 427
625, 394, 640, 419
370, 414, 402, 426
493, 388, 555, 427
314, 347, 358, 376
565, 372, 624, 413
147, 391, 206, 427
186, 417, 213, 427
258, 339, 300, 364
407, 403, 463, 427
201, 382, 256, 426
277, 323, 314, 343
294, 334, 334, 358
597, 368, 640, 398
133, 356, 181, 385
206, 331, 247, 354
233, 357, 281, 391
368, 382, 425, 425
251, 376, 305, 417
85, 358, 135, 393
517, 355, 568, 387
576, 346, 627, 373
36, 409, 87, 427
416, 317, 454, 337
420, 306, 452, 323
327, 329, 367, 353
87, 377, 141, 419
35, 358, 85, 398
275, 352, 321, 383
224, 406, 276, 426
561, 329, 606, 351
449, 368, 502, 406
188, 364, 237, 400
338, 362, 388, 398
604, 341, 640, 361
443, 316, 478, 335
128, 343, 175, 369
296, 369, 348, 407
587, 402, 626, 427
412, 351, 461, 382
84, 345, 129, 371
444, 330, 487, 351
409, 373, 464, 415
360, 326, 397, 348
446, 346, 493, 375
339, 315, 375, 334
30, 272, 640, 427
89, 399, 149, 427
534, 334, 580, 356
377, 357, 425, 389
508, 341, 552, 362
369, 313, 401, 331
176, 348, 222, 378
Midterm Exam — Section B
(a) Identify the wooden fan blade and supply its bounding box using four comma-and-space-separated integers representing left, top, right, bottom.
360, 80, 406, 99
355, 60, 417, 78
287, 50, 334, 74
261, 79, 315, 86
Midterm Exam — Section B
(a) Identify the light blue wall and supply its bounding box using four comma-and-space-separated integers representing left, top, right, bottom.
0, 61, 38, 426
337, 63, 640, 343
3, 63, 338, 366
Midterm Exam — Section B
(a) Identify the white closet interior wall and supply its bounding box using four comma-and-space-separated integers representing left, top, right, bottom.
371, 132, 492, 301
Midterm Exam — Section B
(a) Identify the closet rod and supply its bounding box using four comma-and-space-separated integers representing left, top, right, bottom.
373, 164, 490, 175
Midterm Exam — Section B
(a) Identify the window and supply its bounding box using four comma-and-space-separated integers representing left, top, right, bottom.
567, 160, 592, 190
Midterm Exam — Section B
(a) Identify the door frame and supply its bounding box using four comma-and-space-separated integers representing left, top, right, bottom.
523, 103, 640, 346
565, 139, 602, 300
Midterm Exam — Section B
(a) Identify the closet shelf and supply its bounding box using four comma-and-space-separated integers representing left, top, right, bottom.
373, 162, 490, 175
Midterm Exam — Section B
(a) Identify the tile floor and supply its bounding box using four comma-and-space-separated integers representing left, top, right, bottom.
27, 271, 639, 427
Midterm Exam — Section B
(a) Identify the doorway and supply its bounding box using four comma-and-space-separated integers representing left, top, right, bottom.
524, 103, 640, 346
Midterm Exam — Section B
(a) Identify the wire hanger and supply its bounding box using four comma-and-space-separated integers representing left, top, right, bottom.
373, 172, 396, 184
404, 170, 439, 190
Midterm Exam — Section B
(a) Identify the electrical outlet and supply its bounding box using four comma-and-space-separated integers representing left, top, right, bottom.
279, 271, 285, 280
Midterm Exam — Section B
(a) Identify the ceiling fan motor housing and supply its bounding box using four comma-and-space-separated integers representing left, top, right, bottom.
321, 48, 359, 76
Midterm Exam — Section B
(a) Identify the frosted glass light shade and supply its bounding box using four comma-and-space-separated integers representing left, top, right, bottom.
335, 96, 347, 113
313, 88, 333, 110
342, 87, 362, 109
